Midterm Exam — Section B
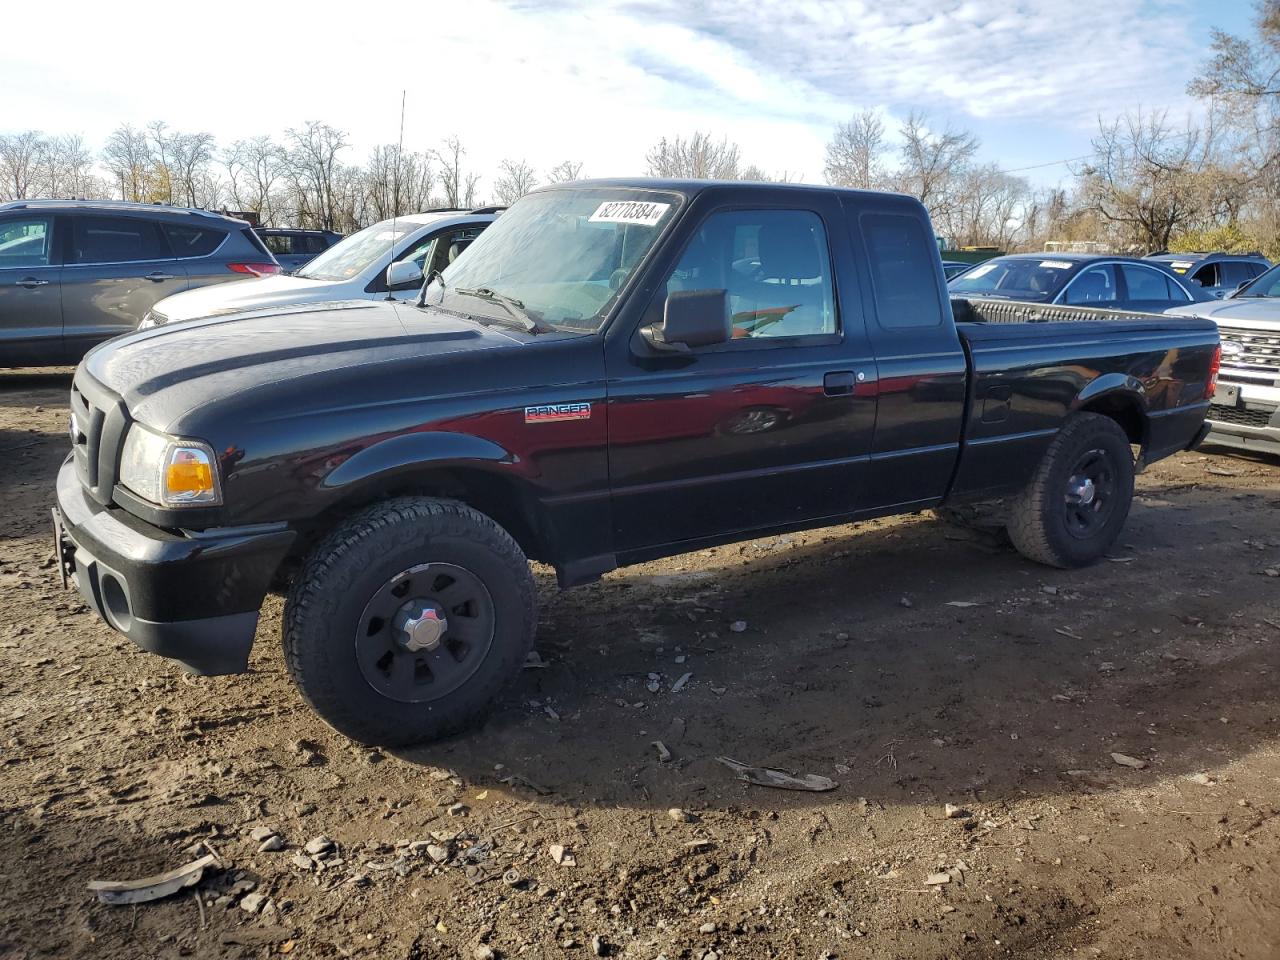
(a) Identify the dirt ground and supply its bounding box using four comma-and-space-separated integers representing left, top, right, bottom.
2, 368, 1280, 960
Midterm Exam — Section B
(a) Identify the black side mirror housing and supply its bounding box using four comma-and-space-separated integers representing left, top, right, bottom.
641, 289, 731, 353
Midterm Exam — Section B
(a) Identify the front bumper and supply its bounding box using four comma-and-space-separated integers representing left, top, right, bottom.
54, 456, 295, 675
1203, 383, 1280, 456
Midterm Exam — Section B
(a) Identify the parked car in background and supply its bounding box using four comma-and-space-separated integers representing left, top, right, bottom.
1167, 260, 1280, 454
0, 200, 279, 367
140, 207, 500, 328
941, 259, 971, 279
254, 227, 343, 273
948, 253, 1212, 312
1144, 251, 1271, 299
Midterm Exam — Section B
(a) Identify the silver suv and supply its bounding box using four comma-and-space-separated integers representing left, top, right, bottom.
0, 200, 280, 367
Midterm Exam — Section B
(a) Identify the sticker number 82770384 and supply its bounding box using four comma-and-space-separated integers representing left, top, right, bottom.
525, 403, 592, 423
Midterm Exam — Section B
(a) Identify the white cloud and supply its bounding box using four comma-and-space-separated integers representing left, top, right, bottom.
3, 0, 1211, 194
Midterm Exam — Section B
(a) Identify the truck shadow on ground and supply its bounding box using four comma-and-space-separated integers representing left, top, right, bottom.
402, 483, 1280, 814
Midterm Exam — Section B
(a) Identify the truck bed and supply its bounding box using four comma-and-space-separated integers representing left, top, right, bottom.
945, 297, 1219, 502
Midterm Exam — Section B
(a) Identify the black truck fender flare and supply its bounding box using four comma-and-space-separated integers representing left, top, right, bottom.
1067, 373, 1150, 451
320, 432, 516, 491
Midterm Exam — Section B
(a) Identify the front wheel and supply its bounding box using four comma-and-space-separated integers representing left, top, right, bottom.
1006, 413, 1135, 568
283, 497, 536, 745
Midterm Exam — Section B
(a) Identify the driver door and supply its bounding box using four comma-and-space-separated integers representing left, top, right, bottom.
604, 195, 878, 555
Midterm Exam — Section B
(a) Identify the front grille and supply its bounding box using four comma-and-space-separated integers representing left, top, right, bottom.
1219, 326, 1280, 374
69, 372, 129, 506
1210, 405, 1277, 429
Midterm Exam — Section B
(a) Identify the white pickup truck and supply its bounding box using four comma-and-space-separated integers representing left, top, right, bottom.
1169, 262, 1280, 454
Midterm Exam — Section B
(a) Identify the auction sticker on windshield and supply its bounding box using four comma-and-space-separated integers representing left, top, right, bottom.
589, 201, 671, 226
1040, 260, 1074, 269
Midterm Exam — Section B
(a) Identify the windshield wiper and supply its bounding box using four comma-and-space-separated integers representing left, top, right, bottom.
454, 286, 553, 334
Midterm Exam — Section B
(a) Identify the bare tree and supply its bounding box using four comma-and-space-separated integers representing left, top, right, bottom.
493, 159, 538, 204
545, 160, 584, 183
102, 124, 155, 201
950, 164, 1029, 248
433, 136, 473, 208
224, 136, 286, 223
893, 111, 980, 223
824, 110, 886, 189
1075, 109, 1227, 252
43, 135, 101, 199
170, 131, 217, 208
0, 131, 45, 200
283, 121, 349, 230
365, 144, 434, 220
645, 132, 741, 179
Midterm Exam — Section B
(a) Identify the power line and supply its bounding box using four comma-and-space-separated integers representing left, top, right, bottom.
999, 154, 1093, 174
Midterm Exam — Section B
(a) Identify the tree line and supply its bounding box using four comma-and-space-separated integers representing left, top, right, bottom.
3, 2, 1277, 256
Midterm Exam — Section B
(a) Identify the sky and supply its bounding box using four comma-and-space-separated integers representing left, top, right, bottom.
2, 0, 1260, 193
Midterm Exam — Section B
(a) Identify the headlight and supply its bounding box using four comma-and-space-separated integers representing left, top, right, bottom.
119, 425, 222, 506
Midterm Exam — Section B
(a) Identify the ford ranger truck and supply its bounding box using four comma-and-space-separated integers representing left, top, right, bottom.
53, 180, 1220, 745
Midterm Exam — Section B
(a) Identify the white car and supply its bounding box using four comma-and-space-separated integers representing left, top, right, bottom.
139, 208, 499, 328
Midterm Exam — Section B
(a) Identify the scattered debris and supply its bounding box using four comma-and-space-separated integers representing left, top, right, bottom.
671, 672, 692, 693
652, 741, 672, 762
549, 844, 576, 867
944, 803, 969, 820
1111, 753, 1148, 769
524, 650, 548, 668
946, 601, 982, 608
304, 836, 335, 856
1054, 627, 1085, 640
240, 891, 268, 914
290, 853, 315, 871
715, 756, 837, 792
924, 872, 952, 885
87, 854, 217, 905
1187, 772, 1215, 786
667, 808, 697, 823
729, 620, 748, 633
899, 596, 914, 608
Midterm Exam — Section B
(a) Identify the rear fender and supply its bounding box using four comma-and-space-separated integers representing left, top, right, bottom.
1069, 374, 1150, 461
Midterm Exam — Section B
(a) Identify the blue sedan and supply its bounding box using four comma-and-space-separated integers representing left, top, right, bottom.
948, 253, 1212, 312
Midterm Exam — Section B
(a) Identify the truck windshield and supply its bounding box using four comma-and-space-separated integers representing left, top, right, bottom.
296, 219, 417, 282
948, 257, 1072, 301
428, 188, 681, 331
1237, 264, 1280, 298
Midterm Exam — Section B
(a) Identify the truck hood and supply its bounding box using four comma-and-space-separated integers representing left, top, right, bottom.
1166, 297, 1280, 328
150, 273, 358, 323
83, 300, 525, 431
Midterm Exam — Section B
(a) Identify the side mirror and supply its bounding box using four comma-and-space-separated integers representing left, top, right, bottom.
641, 289, 731, 353
386, 260, 424, 290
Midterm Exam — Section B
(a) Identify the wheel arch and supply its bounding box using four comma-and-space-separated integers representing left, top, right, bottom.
1071, 376, 1149, 451
302, 433, 552, 566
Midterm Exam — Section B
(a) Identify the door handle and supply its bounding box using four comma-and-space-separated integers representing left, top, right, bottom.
145, 272, 176, 282
16, 277, 49, 288
823, 371, 857, 396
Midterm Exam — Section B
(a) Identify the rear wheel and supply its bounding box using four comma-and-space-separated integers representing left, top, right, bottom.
1006, 413, 1135, 568
283, 497, 536, 745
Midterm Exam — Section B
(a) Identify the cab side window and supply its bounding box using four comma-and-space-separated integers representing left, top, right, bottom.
0, 217, 53, 268
664, 209, 837, 340
860, 213, 943, 328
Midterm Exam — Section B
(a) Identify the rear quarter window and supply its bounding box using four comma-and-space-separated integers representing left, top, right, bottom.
860, 213, 943, 328
164, 224, 226, 258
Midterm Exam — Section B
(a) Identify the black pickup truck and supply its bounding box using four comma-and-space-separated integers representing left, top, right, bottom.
52, 180, 1220, 744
